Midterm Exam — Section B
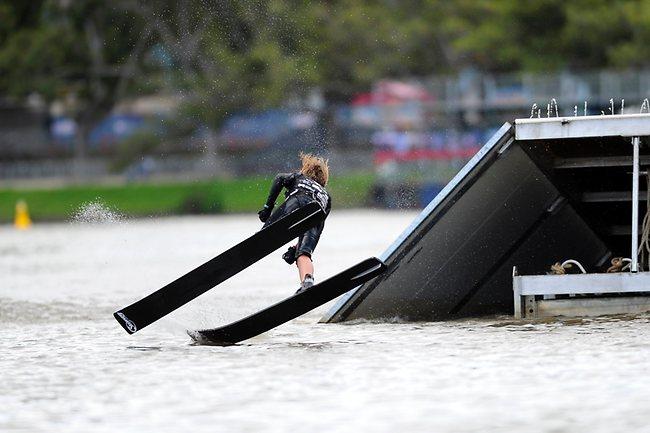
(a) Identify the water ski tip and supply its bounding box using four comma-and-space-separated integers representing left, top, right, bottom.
351, 259, 386, 282
187, 330, 234, 346
114, 311, 138, 334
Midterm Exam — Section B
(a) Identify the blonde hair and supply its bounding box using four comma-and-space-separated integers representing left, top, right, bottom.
299, 152, 329, 186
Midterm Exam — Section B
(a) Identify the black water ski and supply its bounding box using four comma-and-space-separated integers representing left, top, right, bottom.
114, 202, 325, 334
189, 257, 386, 345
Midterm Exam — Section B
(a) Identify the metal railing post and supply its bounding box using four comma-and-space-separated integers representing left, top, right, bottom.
632, 136, 640, 272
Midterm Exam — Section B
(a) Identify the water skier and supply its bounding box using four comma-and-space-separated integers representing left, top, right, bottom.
258, 153, 331, 294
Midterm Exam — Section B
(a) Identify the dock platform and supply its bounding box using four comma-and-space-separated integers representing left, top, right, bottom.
513, 268, 650, 319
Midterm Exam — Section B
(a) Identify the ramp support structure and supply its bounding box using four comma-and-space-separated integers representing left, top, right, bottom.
513, 268, 650, 319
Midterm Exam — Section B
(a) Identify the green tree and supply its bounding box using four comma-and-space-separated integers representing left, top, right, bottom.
3, 0, 650, 139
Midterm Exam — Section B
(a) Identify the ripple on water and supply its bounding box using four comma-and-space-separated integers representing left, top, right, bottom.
0, 298, 108, 324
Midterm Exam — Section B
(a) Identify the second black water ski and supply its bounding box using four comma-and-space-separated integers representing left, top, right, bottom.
114, 202, 325, 334
189, 257, 386, 345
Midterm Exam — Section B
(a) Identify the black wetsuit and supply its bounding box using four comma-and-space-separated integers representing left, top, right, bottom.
263, 173, 331, 259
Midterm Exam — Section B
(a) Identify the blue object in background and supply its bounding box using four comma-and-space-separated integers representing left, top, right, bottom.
50, 116, 77, 147
220, 110, 292, 144
88, 114, 145, 148
419, 183, 444, 207
219, 109, 319, 149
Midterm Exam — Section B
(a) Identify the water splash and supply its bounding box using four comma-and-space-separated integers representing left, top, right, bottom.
550, 98, 559, 117
527, 97, 649, 117
526, 98, 650, 118
72, 201, 124, 224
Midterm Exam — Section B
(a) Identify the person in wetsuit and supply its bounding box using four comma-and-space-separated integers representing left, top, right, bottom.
257, 153, 331, 293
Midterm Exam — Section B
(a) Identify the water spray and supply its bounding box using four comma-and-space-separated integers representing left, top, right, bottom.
529, 98, 649, 118
550, 98, 559, 117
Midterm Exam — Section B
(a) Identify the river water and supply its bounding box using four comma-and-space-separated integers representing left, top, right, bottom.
2, 210, 650, 433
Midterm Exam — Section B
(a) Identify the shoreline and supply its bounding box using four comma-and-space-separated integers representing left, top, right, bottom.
0, 172, 374, 223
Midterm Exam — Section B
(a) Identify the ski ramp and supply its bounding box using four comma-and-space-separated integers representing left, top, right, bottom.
321, 115, 650, 322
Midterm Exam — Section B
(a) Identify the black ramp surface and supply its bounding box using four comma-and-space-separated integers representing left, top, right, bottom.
114, 202, 325, 334
190, 257, 386, 345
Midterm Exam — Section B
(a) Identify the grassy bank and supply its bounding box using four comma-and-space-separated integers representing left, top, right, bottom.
0, 172, 375, 223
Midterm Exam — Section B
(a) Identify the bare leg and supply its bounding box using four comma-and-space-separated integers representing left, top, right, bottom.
296, 255, 314, 282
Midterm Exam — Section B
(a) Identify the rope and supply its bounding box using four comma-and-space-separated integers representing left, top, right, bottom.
549, 262, 566, 274
639, 175, 650, 271
607, 257, 632, 273
549, 259, 587, 274
562, 259, 587, 273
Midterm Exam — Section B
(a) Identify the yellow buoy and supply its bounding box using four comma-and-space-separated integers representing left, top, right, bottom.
14, 199, 32, 230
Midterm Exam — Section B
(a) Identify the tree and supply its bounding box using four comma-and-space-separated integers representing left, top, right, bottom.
2, 0, 650, 139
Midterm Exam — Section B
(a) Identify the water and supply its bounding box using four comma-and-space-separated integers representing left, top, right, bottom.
2, 210, 650, 433
71, 201, 124, 224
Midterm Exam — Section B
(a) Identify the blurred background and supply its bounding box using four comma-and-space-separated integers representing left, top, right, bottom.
2, 0, 650, 222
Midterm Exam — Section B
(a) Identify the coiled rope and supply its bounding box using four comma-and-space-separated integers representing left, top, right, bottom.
607, 257, 632, 273
549, 259, 587, 275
